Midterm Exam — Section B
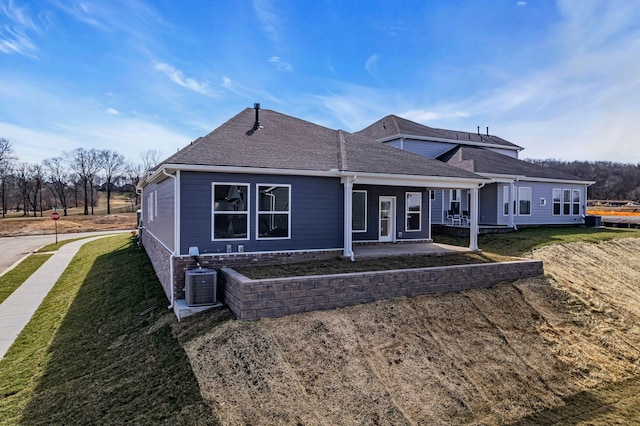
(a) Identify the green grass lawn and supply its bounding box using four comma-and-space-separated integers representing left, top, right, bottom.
434, 226, 640, 256
0, 235, 217, 425
0, 254, 52, 304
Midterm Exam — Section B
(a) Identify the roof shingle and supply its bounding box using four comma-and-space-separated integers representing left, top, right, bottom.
160, 108, 483, 180
356, 114, 522, 150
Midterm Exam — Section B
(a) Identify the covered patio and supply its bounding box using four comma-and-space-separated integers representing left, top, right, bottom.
353, 241, 472, 258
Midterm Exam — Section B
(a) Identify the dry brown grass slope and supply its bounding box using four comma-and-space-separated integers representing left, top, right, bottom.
174, 238, 640, 425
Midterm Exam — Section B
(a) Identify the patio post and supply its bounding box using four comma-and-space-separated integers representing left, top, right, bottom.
342, 175, 355, 260
469, 186, 479, 251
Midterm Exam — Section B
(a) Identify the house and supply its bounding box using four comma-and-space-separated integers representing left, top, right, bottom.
356, 115, 595, 229
138, 105, 487, 316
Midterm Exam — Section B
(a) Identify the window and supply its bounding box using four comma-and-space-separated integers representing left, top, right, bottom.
563, 189, 571, 215
572, 189, 581, 215
257, 185, 290, 239
518, 187, 532, 215
406, 192, 422, 231
450, 189, 461, 214
212, 183, 249, 240
147, 191, 154, 222
352, 190, 367, 232
503, 186, 509, 215
154, 190, 158, 218
553, 188, 562, 215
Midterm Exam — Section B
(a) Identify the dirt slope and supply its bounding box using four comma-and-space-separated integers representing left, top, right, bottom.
175, 238, 640, 425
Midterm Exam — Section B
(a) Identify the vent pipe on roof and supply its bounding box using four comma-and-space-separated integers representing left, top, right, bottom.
477, 125, 480, 135
253, 103, 261, 130
486, 126, 489, 136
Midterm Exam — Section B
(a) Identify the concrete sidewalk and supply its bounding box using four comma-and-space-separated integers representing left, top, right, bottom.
0, 234, 117, 359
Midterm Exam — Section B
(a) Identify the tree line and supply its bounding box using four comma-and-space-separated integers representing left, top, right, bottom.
0, 137, 162, 218
527, 158, 640, 202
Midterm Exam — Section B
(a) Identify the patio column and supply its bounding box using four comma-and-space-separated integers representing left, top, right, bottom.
469, 186, 479, 251
509, 181, 515, 229
342, 176, 355, 260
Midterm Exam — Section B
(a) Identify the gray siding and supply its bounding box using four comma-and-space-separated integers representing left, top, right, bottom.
479, 184, 499, 224
179, 172, 343, 255
353, 185, 431, 241
142, 176, 175, 252
497, 182, 587, 226
383, 139, 453, 159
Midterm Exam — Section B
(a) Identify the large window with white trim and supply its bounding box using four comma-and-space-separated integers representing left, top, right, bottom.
212, 183, 249, 240
406, 192, 422, 231
552, 188, 562, 215
257, 184, 290, 239
518, 187, 532, 215
563, 189, 571, 215
352, 190, 367, 232
572, 189, 581, 215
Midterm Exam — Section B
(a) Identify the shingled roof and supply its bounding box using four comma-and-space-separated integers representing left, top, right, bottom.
159, 108, 483, 180
437, 146, 585, 181
356, 114, 522, 150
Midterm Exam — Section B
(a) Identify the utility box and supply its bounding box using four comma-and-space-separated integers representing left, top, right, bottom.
584, 215, 602, 228
185, 268, 217, 306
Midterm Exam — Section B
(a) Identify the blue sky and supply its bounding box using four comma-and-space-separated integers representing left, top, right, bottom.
1, 0, 640, 165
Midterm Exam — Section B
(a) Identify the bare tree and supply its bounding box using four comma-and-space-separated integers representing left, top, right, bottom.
66, 148, 100, 215
100, 149, 125, 214
124, 161, 143, 210
141, 149, 161, 174
43, 156, 71, 215
0, 138, 15, 218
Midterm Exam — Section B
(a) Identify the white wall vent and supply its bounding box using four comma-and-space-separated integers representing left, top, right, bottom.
185, 268, 217, 306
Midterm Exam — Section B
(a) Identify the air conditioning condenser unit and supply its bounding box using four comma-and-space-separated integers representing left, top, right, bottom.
185, 268, 217, 306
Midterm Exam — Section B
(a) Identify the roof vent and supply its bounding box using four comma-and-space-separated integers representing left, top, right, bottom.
246, 103, 264, 135
253, 103, 263, 131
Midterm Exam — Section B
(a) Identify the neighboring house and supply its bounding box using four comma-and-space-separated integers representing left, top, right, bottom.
138, 105, 486, 314
357, 115, 595, 229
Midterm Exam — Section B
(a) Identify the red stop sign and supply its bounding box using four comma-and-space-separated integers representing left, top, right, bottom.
50, 212, 61, 221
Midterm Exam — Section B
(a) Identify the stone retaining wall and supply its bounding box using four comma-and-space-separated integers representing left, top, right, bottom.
220, 259, 544, 320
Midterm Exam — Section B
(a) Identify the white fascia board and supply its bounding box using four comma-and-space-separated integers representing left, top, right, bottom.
146, 163, 341, 185
378, 134, 523, 152
478, 172, 595, 186
341, 171, 487, 189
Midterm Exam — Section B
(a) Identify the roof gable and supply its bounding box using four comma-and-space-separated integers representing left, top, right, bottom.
438, 146, 587, 181
357, 115, 522, 151
159, 108, 484, 181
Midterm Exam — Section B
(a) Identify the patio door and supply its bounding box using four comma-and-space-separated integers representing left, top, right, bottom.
379, 196, 395, 242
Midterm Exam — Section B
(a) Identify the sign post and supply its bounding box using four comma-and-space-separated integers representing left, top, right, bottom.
51, 211, 60, 243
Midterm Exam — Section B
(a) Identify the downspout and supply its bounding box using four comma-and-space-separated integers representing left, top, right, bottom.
162, 169, 178, 310
343, 175, 356, 261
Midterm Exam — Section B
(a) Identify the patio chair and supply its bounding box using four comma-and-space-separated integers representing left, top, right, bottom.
461, 210, 469, 225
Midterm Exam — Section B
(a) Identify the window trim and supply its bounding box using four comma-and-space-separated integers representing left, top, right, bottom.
211, 182, 250, 241
518, 187, 532, 216
572, 189, 581, 215
352, 190, 367, 233
256, 184, 291, 240
552, 188, 562, 216
405, 192, 422, 232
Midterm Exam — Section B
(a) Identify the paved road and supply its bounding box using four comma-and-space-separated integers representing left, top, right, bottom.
0, 231, 131, 275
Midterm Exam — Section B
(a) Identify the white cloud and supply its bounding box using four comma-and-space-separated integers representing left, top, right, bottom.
154, 62, 212, 96
253, 0, 280, 41
364, 54, 381, 78
516, 1, 527, 6
269, 56, 292, 71
0, 0, 41, 56
1, 117, 192, 165
106, 108, 119, 115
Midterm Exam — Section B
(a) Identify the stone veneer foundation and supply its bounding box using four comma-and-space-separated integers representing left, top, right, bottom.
220, 259, 544, 320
